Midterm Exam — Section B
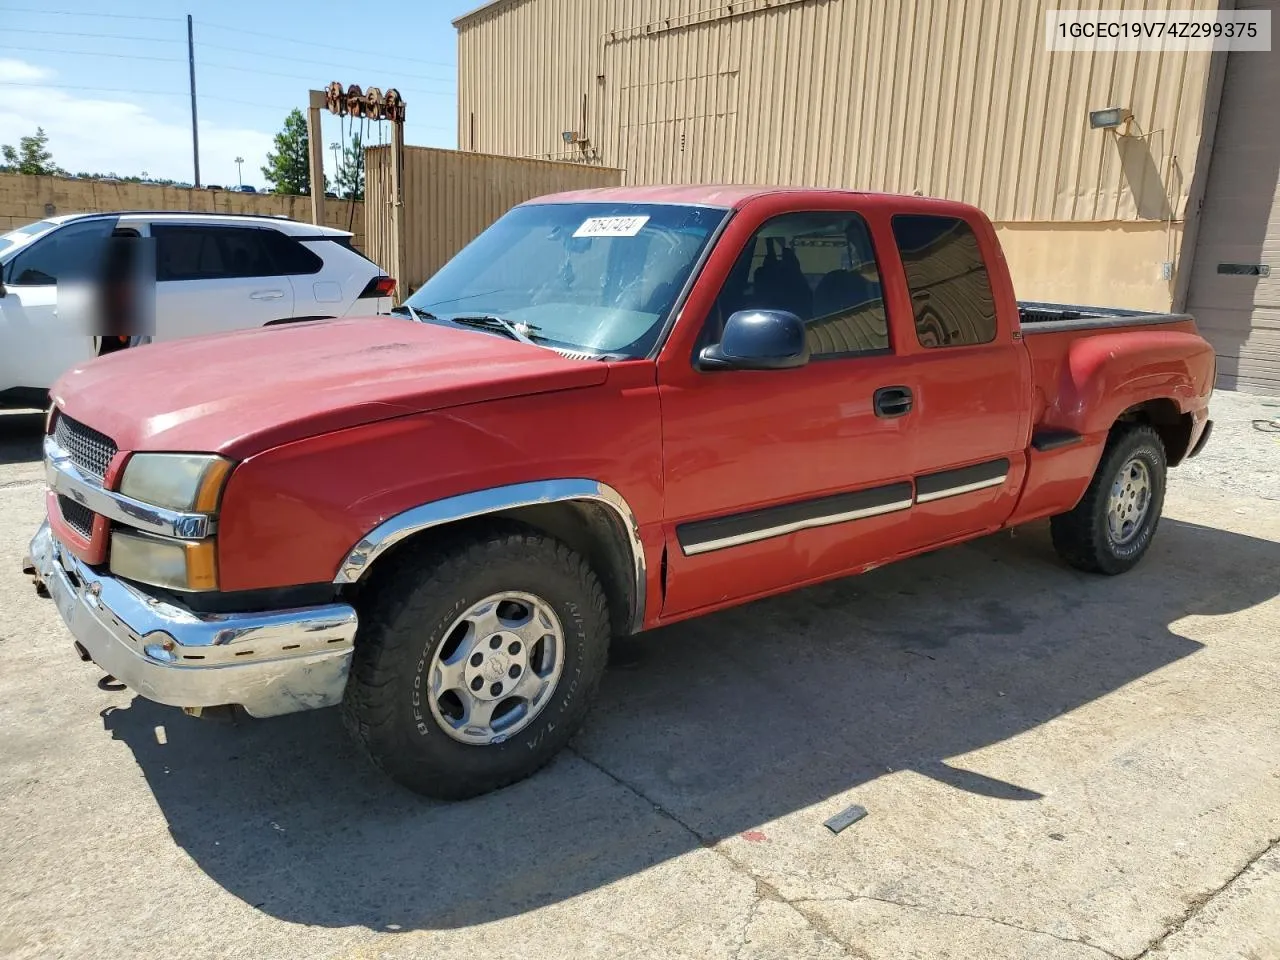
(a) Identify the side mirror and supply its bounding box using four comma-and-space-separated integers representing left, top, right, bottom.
698, 309, 810, 371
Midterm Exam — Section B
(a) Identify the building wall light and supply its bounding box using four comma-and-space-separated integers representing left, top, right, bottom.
1089, 107, 1130, 130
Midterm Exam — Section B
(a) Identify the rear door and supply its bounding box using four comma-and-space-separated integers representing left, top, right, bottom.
259, 230, 340, 318
886, 213, 1030, 549
657, 200, 919, 617
151, 223, 296, 339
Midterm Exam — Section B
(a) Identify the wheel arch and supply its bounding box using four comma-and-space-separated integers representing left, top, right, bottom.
334, 480, 646, 637
1046, 330, 1211, 464
1114, 398, 1192, 466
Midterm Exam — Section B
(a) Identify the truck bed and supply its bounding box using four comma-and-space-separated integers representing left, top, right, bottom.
1018, 301, 1194, 334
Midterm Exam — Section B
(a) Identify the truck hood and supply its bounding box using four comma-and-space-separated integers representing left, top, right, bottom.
52, 317, 610, 457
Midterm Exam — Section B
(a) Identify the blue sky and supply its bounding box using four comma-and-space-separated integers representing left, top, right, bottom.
0, 0, 480, 188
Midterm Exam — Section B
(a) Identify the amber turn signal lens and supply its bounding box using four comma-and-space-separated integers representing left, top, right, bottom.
192, 458, 234, 513
109, 531, 218, 592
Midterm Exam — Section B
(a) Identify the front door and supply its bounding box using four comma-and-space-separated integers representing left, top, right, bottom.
0, 218, 115, 398
657, 206, 918, 618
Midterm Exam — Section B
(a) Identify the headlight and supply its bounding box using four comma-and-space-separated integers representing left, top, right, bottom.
110, 530, 218, 591
119, 453, 232, 512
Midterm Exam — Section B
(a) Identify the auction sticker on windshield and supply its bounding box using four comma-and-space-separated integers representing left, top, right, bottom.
573, 215, 650, 238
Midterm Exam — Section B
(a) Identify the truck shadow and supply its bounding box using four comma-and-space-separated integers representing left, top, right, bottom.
101, 517, 1278, 931
0, 409, 44, 466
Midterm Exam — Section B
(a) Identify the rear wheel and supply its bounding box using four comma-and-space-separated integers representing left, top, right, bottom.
342, 524, 611, 800
1051, 424, 1167, 575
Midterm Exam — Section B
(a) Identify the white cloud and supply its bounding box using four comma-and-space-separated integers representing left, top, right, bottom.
0, 62, 275, 187
0, 58, 53, 83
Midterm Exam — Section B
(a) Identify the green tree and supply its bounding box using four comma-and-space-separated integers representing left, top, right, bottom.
337, 132, 364, 200
261, 109, 318, 195
0, 127, 61, 176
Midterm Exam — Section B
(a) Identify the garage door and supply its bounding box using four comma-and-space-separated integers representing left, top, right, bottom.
1186, 1, 1280, 395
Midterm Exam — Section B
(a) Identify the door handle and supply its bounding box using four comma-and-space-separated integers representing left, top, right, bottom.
873, 385, 913, 418
249, 290, 285, 301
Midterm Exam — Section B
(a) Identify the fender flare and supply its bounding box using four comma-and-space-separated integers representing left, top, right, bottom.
1046, 330, 1212, 436
333, 479, 647, 635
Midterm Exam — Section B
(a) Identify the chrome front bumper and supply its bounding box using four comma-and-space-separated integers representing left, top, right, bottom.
27, 521, 358, 718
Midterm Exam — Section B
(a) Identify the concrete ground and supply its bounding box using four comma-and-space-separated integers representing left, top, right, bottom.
1, 391, 1277, 960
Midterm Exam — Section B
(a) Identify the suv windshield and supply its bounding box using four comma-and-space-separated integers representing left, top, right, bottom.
404, 202, 728, 358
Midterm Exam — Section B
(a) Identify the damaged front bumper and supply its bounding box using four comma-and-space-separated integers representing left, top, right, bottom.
27, 520, 358, 718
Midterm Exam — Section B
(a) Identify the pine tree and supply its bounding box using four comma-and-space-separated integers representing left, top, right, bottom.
337, 132, 365, 200
261, 109, 313, 195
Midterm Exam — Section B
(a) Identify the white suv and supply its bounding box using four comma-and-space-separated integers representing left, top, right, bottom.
0, 212, 395, 408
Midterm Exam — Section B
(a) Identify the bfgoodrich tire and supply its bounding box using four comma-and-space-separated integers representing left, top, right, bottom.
342, 524, 610, 800
1050, 424, 1167, 575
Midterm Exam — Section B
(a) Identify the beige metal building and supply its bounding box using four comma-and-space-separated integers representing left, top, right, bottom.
455, 0, 1279, 394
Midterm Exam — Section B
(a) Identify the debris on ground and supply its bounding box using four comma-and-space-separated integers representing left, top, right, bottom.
824, 804, 869, 834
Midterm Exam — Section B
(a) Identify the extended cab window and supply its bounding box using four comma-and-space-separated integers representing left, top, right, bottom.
708, 211, 889, 357
153, 225, 281, 281
891, 214, 997, 348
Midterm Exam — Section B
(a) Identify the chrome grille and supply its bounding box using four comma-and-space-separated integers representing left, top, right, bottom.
53, 413, 117, 481
58, 495, 95, 539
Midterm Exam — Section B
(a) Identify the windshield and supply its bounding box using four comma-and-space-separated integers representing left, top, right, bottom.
0, 219, 59, 258
404, 202, 728, 358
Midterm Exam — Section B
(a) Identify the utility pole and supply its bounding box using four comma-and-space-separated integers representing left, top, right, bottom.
330, 142, 341, 194
234, 156, 243, 188
187, 14, 201, 187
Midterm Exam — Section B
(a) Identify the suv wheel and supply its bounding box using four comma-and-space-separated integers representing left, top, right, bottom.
342, 523, 611, 799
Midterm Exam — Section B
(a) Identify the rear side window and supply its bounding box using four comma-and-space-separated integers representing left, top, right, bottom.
263, 230, 324, 274
153, 225, 223, 280
891, 215, 997, 348
154, 225, 288, 281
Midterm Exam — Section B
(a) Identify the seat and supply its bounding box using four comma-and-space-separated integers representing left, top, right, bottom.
749, 238, 812, 319
807, 268, 889, 354
813, 269, 876, 319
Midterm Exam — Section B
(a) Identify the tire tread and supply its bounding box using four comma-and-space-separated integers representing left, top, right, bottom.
1050, 423, 1166, 575
341, 523, 610, 799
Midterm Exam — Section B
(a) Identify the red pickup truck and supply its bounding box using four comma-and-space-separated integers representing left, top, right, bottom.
27, 186, 1215, 799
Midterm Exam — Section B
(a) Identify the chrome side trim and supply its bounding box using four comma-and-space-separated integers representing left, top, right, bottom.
682, 498, 912, 556
914, 475, 1008, 504
334, 479, 648, 635
28, 520, 357, 718
44, 436, 214, 540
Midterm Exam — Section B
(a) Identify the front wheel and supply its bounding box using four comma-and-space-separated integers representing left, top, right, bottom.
342, 524, 611, 800
1050, 424, 1167, 575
